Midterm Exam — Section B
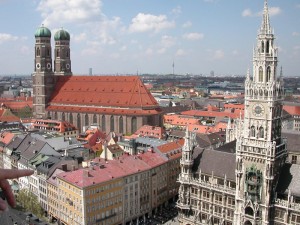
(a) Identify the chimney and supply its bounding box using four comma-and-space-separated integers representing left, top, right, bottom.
62, 164, 67, 171
83, 170, 89, 178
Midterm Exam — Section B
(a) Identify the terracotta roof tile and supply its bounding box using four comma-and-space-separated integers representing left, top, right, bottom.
49, 76, 159, 112
57, 151, 166, 188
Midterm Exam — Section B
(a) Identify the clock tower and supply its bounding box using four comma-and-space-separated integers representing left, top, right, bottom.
33, 25, 55, 119
235, 1, 287, 224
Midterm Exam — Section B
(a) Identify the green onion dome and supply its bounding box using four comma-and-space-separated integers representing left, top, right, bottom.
54, 28, 70, 41
35, 25, 51, 38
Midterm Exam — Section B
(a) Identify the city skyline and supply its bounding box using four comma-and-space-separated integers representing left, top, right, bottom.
0, 0, 300, 76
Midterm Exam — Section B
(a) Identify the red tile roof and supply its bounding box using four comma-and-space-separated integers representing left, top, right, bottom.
283, 105, 300, 116
31, 119, 77, 133
48, 76, 160, 115
156, 139, 184, 160
0, 108, 20, 122
134, 125, 165, 139
0, 97, 33, 110
0, 131, 15, 145
57, 151, 166, 188
181, 109, 243, 119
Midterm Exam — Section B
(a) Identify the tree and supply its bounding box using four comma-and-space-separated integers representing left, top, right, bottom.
17, 189, 44, 218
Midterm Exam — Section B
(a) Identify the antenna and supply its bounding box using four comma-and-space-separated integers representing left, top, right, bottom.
172, 60, 175, 75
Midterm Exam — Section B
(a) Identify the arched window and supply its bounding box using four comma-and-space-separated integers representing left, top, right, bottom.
266, 67, 271, 82
69, 113, 73, 124
266, 40, 270, 53
54, 112, 57, 120
131, 117, 137, 134
245, 207, 254, 216
244, 221, 252, 225
47, 48, 50, 57
101, 115, 106, 132
36, 47, 40, 56
93, 114, 97, 124
259, 67, 263, 82
259, 126, 264, 138
250, 126, 256, 137
110, 116, 115, 132
119, 116, 124, 134
62, 112, 65, 121
261, 41, 264, 53
77, 114, 81, 131
56, 49, 60, 57
85, 114, 89, 126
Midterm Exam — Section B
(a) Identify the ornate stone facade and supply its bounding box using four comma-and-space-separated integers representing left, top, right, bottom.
177, 1, 300, 224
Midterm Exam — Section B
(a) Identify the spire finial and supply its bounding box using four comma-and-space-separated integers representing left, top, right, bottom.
246, 68, 250, 80
261, 0, 271, 34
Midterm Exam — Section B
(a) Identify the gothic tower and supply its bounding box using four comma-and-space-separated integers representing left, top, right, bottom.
54, 28, 72, 76
177, 128, 195, 211
32, 25, 55, 119
235, 1, 287, 224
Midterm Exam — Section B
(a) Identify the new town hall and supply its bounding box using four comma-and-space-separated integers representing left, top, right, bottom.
177, 1, 300, 225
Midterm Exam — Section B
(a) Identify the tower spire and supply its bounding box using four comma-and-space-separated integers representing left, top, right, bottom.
260, 0, 271, 34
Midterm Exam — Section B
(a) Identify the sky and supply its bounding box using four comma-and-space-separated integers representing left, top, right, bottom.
0, 0, 300, 77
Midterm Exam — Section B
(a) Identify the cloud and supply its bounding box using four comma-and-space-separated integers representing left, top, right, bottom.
128, 13, 175, 33
213, 50, 224, 59
37, 0, 102, 26
171, 6, 181, 15
293, 46, 300, 56
182, 32, 204, 41
232, 50, 239, 56
20, 45, 30, 55
120, 45, 127, 51
242, 9, 253, 17
0, 33, 18, 44
95, 16, 121, 45
242, 7, 282, 17
182, 21, 192, 28
73, 33, 87, 42
175, 49, 186, 56
160, 35, 176, 48
292, 32, 300, 37
269, 7, 282, 16
145, 48, 153, 55
157, 48, 166, 54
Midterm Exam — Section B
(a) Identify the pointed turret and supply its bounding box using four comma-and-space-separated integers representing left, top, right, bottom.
260, 0, 272, 35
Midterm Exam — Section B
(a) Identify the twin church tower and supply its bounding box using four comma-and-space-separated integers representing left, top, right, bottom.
33, 26, 72, 119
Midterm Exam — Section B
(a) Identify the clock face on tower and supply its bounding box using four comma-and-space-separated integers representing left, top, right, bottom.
252, 104, 265, 117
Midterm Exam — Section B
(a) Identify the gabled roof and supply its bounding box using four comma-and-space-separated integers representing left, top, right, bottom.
0, 108, 20, 122
281, 131, 300, 153
156, 139, 184, 160
48, 76, 160, 115
57, 151, 166, 188
192, 143, 236, 181
0, 131, 15, 145
283, 105, 300, 116
181, 109, 243, 119
276, 163, 300, 197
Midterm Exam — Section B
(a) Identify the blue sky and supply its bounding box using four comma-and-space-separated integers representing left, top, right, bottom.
0, 0, 299, 77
